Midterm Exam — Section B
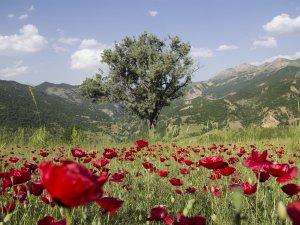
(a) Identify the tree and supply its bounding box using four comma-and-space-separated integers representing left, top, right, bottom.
80, 32, 196, 131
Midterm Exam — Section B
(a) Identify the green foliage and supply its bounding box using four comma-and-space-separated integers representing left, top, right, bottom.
31, 126, 48, 146
70, 126, 84, 146
81, 32, 196, 130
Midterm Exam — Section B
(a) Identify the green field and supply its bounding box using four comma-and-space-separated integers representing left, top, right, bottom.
0, 126, 299, 225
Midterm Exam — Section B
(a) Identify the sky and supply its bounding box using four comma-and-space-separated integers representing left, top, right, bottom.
0, 0, 300, 85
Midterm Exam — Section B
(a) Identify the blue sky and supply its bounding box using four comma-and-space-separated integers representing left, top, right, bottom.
0, 0, 300, 85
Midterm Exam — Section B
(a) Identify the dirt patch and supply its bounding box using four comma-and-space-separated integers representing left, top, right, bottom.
261, 111, 280, 128
228, 120, 243, 129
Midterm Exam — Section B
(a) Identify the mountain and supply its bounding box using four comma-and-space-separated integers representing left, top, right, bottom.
161, 58, 300, 129
0, 80, 117, 131
0, 57, 300, 133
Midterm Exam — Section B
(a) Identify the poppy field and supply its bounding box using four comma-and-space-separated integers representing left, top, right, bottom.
0, 140, 299, 225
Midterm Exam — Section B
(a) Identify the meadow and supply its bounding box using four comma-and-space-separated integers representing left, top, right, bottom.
0, 125, 299, 225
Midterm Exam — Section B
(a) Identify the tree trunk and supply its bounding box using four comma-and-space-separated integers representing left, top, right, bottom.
147, 118, 156, 138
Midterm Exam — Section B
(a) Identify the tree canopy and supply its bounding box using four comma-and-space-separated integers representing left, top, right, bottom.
80, 32, 196, 130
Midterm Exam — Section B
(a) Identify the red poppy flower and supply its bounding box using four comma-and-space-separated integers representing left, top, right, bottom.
96, 197, 123, 215
0, 172, 10, 179
268, 164, 298, 183
71, 148, 87, 158
199, 156, 228, 169
242, 182, 257, 195
158, 170, 169, 177
219, 166, 236, 176
252, 149, 267, 162
230, 182, 257, 195
142, 162, 154, 169
268, 164, 289, 177
228, 157, 239, 164
135, 140, 149, 148
184, 160, 193, 166
10, 168, 31, 185
93, 158, 109, 168
242, 150, 272, 170
281, 184, 300, 197
180, 168, 190, 175
9, 157, 19, 163
83, 157, 92, 163
147, 207, 174, 225
40, 194, 55, 207
12, 184, 27, 202
37, 216, 66, 225
253, 169, 270, 182
174, 212, 206, 225
109, 172, 125, 183
169, 178, 184, 186
24, 162, 38, 171
160, 157, 167, 162
103, 149, 118, 159
30, 180, 44, 196
40, 152, 49, 157
1, 178, 12, 189
209, 186, 221, 197
185, 186, 196, 193
289, 160, 295, 165
173, 189, 184, 195
39, 161, 108, 208
0, 202, 16, 214
276, 167, 298, 183
287, 199, 300, 225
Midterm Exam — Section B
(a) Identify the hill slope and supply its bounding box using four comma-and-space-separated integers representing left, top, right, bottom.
0, 80, 115, 131
161, 58, 300, 129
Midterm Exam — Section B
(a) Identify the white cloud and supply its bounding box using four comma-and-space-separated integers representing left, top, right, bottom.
148, 10, 158, 17
252, 37, 277, 49
8, 14, 15, 19
19, 14, 29, 20
52, 44, 68, 53
263, 14, 300, 34
0, 61, 29, 78
190, 47, 214, 58
0, 24, 47, 56
71, 39, 110, 70
28, 5, 35, 12
71, 49, 102, 70
216, 44, 239, 51
58, 37, 81, 45
250, 51, 300, 65
79, 39, 101, 49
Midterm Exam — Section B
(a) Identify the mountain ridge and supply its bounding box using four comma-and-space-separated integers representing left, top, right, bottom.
1, 57, 300, 133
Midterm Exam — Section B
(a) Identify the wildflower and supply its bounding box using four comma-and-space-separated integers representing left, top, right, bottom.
39, 161, 107, 207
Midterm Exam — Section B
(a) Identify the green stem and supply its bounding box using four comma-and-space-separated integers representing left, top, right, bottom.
255, 179, 260, 225
106, 214, 110, 225
65, 208, 72, 225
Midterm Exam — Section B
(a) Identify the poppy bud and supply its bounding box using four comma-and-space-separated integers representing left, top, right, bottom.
170, 196, 175, 203
211, 214, 217, 222
183, 199, 195, 216
233, 190, 243, 213
277, 201, 287, 220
